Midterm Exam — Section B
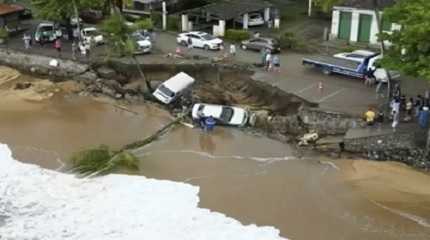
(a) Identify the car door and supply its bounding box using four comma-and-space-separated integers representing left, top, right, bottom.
193, 35, 204, 48
247, 38, 259, 50
252, 38, 265, 51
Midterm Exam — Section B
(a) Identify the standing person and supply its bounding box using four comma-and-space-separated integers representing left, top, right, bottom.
79, 41, 87, 58
393, 83, 401, 98
415, 94, 423, 117
260, 48, 267, 66
400, 95, 406, 110
405, 97, 413, 121
39, 34, 45, 47
390, 97, 400, 119
376, 111, 384, 130
71, 41, 77, 60
187, 37, 193, 50
265, 50, 272, 72
392, 110, 400, 130
73, 27, 80, 42
229, 43, 236, 57
272, 55, 280, 73
425, 90, 430, 107
364, 69, 374, 86
364, 108, 376, 126
54, 38, 62, 57
419, 106, 430, 128
23, 33, 31, 50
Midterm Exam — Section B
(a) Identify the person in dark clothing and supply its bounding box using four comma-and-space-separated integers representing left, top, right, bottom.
416, 95, 423, 117
376, 111, 384, 130
400, 95, 406, 110
393, 83, 401, 98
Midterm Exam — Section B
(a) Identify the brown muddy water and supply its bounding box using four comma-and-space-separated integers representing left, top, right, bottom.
1, 72, 430, 240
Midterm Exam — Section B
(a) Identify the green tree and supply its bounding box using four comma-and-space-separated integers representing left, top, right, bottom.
31, 0, 105, 21
314, 0, 344, 13
380, 0, 430, 80
101, 13, 153, 92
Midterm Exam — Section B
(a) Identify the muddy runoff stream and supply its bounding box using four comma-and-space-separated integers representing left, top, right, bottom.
1, 67, 430, 240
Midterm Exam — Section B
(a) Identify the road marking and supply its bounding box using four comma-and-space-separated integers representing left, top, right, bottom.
295, 83, 318, 94
318, 88, 345, 103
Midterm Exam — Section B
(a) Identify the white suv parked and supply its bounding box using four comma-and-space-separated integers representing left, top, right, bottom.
176, 31, 223, 50
81, 27, 104, 45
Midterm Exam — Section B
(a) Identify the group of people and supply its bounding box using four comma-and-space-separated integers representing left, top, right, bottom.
22, 31, 92, 60
364, 84, 430, 130
261, 48, 280, 72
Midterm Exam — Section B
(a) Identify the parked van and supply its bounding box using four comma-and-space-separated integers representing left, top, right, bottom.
152, 72, 195, 104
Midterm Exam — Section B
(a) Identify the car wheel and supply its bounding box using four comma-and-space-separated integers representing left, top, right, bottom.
204, 45, 209, 51
241, 44, 247, 50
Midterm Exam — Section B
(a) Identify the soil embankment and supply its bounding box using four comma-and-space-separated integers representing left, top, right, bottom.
1, 48, 429, 170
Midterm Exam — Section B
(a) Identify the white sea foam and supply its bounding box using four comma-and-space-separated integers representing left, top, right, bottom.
0, 144, 287, 240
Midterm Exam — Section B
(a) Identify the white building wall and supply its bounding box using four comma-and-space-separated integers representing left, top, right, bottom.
330, 10, 340, 38
350, 11, 360, 42
369, 12, 380, 44
332, 7, 396, 45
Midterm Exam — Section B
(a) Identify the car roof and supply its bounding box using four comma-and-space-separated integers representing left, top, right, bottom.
38, 22, 55, 26
351, 50, 376, 56
199, 104, 223, 117
187, 31, 208, 36
83, 27, 97, 31
162, 72, 195, 93
252, 37, 275, 41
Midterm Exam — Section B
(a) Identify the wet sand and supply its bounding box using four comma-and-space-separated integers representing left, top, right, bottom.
1, 68, 430, 239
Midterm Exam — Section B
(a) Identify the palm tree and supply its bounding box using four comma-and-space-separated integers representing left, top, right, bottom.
101, 13, 153, 92
372, 0, 392, 100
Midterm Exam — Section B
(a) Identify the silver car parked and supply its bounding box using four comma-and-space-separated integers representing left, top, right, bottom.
240, 37, 281, 53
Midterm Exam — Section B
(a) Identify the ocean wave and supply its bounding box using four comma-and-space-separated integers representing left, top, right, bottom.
0, 143, 287, 240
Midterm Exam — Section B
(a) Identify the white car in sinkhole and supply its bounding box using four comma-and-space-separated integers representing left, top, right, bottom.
191, 103, 249, 127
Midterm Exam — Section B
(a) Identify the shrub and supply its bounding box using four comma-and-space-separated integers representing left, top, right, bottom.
278, 32, 298, 49
151, 11, 162, 27
135, 18, 154, 30
167, 15, 179, 31
0, 28, 9, 39
224, 29, 250, 42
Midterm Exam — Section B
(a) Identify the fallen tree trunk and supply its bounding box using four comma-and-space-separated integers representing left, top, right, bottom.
72, 108, 192, 177
121, 110, 190, 151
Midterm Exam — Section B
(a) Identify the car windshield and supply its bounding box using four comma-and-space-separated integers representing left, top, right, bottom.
270, 39, 279, 45
159, 84, 175, 98
132, 34, 146, 41
40, 26, 53, 32
86, 30, 100, 36
201, 34, 215, 40
220, 107, 234, 122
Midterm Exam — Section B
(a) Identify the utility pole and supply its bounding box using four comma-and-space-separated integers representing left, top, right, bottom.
308, 0, 313, 17
372, 0, 392, 100
162, 1, 167, 31
72, 0, 81, 42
